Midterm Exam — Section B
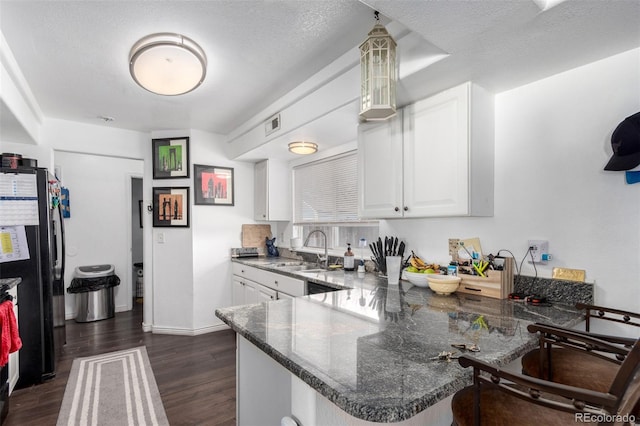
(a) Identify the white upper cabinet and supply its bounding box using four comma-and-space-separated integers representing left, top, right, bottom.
357, 112, 404, 218
254, 159, 291, 221
358, 82, 494, 218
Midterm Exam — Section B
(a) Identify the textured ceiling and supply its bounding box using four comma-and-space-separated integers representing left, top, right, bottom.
0, 0, 375, 136
1, 0, 639, 157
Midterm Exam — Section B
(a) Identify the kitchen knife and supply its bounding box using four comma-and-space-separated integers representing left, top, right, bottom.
392, 237, 398, 256
397, 241, 405, 258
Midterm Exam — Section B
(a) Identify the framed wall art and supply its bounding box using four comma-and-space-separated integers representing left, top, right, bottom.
152, 137, 190, 179
152, 187, 190, 227
194, 164, 234, 206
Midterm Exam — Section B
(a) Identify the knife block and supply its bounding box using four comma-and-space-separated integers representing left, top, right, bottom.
456, 257, 514, 299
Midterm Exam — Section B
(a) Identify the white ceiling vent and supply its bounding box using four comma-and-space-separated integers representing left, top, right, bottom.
265, 113, 281, 136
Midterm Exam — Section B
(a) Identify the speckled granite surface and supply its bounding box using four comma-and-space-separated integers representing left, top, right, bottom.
218, 258, 586, 423
514, 275, 594, 305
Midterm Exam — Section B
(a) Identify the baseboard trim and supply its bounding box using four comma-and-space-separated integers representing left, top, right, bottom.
151, 323, 230, 336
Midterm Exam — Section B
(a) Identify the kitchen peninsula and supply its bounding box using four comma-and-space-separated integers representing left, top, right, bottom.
216, 259, 586, 425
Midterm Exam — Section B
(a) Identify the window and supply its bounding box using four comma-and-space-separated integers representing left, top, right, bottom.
293, 151, 378, 251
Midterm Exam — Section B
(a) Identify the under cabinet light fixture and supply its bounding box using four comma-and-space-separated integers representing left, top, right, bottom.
288, 141, 318, 155
129, 33, 207, 96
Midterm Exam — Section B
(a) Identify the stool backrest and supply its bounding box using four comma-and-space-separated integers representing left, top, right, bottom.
610, 338, 640, 417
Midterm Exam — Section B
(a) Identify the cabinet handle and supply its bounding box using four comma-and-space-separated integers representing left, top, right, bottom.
403, 206, 408, 211
394, 207, 400, 212
274, 280, 279, 286
241, 269, 245, 273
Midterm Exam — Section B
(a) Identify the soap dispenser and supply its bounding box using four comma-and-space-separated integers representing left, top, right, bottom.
344, 243, 355, 271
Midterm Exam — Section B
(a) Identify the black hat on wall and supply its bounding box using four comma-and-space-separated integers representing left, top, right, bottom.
604, 112, 640, 171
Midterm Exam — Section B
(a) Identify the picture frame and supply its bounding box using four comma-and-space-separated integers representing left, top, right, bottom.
152, 137, 190, 179
194, 164, 234, 206
152, 187, 190, 227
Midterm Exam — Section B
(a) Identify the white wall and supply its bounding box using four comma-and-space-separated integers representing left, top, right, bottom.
0, 141, 53, 171
190, 129, 256, 332
148, 129, 256, 335
382, 48, 640, 312
54, 151, 143, 317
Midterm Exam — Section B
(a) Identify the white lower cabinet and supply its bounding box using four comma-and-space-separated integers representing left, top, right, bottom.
231, 263, 305, 306
232, 277, 276, 305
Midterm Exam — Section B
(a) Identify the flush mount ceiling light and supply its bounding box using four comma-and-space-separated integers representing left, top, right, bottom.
359, 11, 397, 121
129, 33, 207, 96
288, 141, 318, 155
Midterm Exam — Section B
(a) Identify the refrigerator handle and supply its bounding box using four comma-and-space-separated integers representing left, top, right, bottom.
57, 203, 66, 280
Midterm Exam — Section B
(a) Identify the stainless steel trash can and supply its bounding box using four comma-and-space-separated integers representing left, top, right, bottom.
73, 265, 117, 322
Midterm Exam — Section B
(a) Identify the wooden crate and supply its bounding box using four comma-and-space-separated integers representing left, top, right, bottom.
456, 257, 514, 299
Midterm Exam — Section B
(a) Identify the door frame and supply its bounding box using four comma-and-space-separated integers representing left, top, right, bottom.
126, 174, 144, 312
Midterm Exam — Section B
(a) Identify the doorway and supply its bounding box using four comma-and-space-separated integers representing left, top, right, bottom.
131, 177, 143, 306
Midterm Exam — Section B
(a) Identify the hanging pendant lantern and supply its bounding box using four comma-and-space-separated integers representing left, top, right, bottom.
359, 11, 397, 121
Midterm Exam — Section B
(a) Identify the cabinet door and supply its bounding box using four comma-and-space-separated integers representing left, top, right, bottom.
277, 292, 293, 301
255, 285, 277, 303
254, 160, 268, 221
403, 83, 470, 217
357, 113, 403, 218
232, 277, 245, 306
254, 159, 291, 221
244, 281, 260, 304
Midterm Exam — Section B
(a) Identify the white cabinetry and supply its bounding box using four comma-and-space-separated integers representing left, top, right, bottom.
357, 112, 404, 218
233, 276, 277, 305
231, 263, 305, 306
358, 81, 494, 218
254, 159, 291, 221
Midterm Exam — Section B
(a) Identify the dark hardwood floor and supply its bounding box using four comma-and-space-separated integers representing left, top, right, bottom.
5, 302, 237, 426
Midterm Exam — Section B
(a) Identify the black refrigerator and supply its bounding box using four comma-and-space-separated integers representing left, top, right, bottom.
0, 166, 66, 388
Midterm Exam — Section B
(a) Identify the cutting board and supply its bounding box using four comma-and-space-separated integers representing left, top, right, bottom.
241, 224, 272, 248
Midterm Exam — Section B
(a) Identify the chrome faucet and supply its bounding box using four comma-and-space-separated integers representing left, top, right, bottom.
303, 230, 328, 270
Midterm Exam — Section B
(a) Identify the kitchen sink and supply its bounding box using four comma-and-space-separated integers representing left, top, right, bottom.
274, 264, 324, 272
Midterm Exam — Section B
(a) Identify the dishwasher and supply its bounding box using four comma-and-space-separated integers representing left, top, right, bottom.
307, 281, 340, 295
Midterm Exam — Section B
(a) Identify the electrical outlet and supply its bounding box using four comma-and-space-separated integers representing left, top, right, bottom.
527, 240, 549, 263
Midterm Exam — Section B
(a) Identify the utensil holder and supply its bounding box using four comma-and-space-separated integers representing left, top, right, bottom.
456, 257, 514, 299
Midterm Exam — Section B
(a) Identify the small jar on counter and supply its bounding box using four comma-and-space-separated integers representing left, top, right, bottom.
344, 243, 355, 271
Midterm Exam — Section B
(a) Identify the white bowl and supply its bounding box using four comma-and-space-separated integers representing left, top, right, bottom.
404, 271, 439, 287
427, 275, 461, 295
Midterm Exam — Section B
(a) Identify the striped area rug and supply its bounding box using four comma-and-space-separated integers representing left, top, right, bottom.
57, 347, 169, 426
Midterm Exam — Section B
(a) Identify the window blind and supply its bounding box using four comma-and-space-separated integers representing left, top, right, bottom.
293, 151, 359, 223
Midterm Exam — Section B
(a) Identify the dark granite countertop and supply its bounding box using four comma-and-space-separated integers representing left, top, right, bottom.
218, 258, 585, 423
